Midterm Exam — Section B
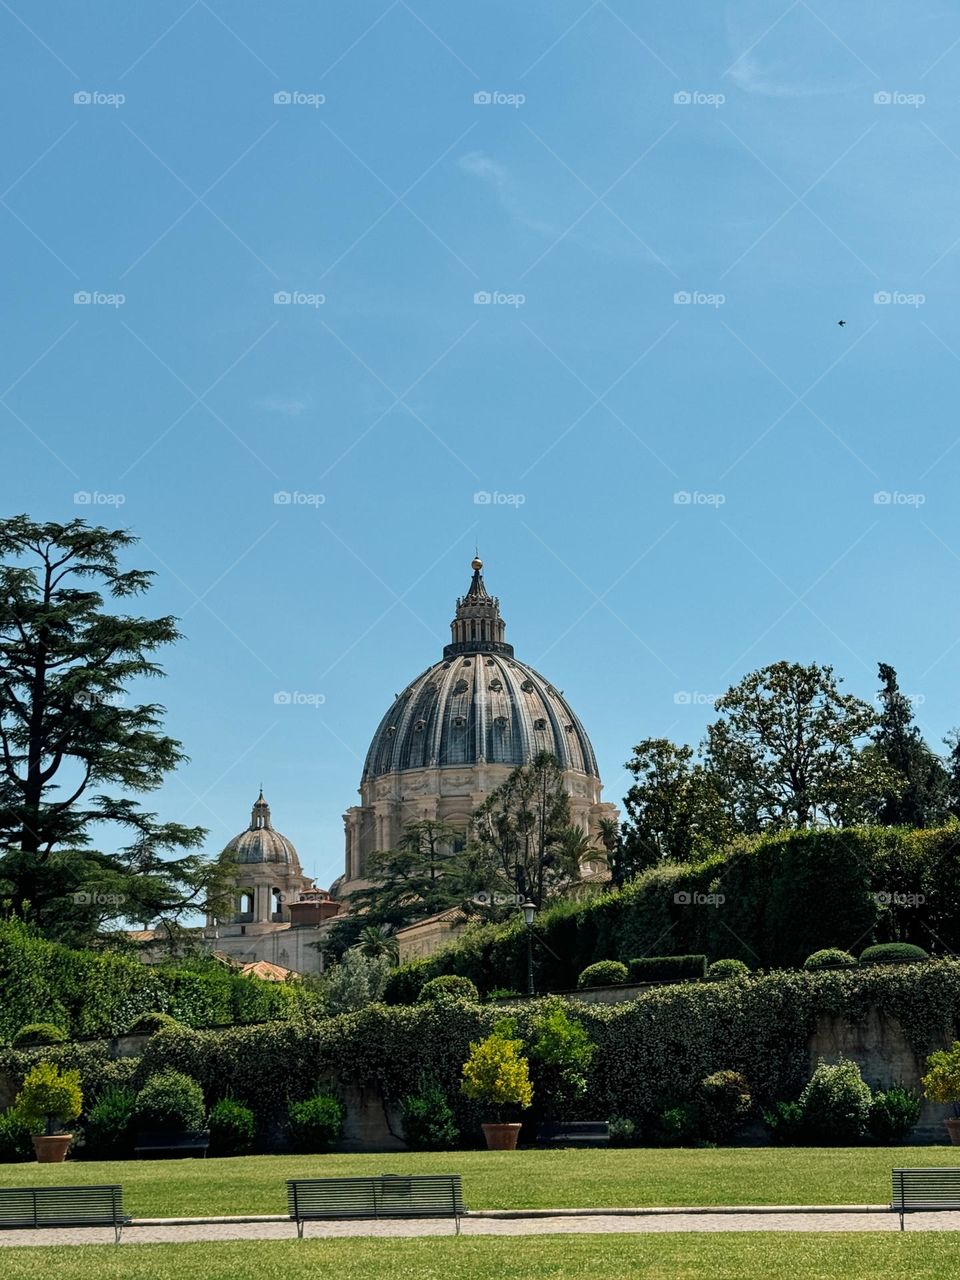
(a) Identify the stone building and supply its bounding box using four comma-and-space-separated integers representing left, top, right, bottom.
333, 557, 618, 900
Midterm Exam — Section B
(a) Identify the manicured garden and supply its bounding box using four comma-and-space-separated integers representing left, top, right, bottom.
0, 1147, 958, 1217
1, 1234, 959, 1280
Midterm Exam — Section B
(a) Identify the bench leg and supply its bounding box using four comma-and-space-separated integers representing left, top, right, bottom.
899, 1211, 904, 1232
297, 1219, 305, 1240
455, 1215, 461, 1237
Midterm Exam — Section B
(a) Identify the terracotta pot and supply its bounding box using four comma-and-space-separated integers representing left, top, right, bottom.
944, 1117, 960, 1145
32, 1133, 73, 1163
481, 1122, 522, 1151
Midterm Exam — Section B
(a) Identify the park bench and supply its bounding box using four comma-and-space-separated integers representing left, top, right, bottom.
133, 1129, 209, 1158
0, 1184, 129, 1243
536, 1121, 610, 1147
891, 1167, 960, 1229
287, 1174, 466, 1238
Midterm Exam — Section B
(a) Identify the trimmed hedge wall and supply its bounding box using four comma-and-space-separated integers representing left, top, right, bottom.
132, 960, 960, 1132
628, 955, 706, 983
385, 826, 960, 998
0, 921, 321, 1042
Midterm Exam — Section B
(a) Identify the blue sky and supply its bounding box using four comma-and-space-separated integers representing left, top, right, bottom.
3, 1, 960, 889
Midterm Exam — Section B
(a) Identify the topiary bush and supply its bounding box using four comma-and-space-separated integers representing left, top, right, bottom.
699, 1070, 752, 1141
208, 1098, 256, 1156
461, 1023, 533, 1120
84, 1086, 137, 1159
859, 943, 929, 966
127, 1012, 184, 1036
15, 1061, 83, 1135
12, 1023, 67, 1048
628, 955, 706, 983
0, 1107, 34, 1160
804, 949, 856, 971
577, 961, 628, 989
132, 1070, 206, 1133
416, 975, 479, 1004
706, 959, 750, 982
607, 1116, 638, 1147
399, 1078, 459, 1151
287, 1094, 344, 1151
797, 1058, 872, 1144
868, 1086, 921, 1144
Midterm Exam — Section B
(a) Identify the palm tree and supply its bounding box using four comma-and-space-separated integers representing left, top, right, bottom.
353, 924, 399, 964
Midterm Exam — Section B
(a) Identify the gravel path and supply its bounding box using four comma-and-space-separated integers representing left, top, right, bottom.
2, 1210, 960, 1246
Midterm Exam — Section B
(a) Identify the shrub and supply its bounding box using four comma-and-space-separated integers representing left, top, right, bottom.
797, 1058, 872, 1143
922, 1040, 960, 1106
628, 955, 706, 983
869, 1086, 921, 1144
85, 1086, 137, 1158
14, 1061, 82, 1135
287, 1094, 344, 1151
208, 1098, 256, 1156
127, 1012, 184, 1036
804, 949, 856, 971
699, 1070, 752, 1141
417, 976, 479, 1004
607, 1116, 637, 1147
12, 1023, 67, 1048
132, 1069, 205, 1133
323, 951, 391, 1015
487, 988, 522, 1002
706, 959, 750, 982
399, 1078, 459, 1150
763, 1100, 804, 1145
461, 1023, 533, 1118
657, 1102, 700, 1145
577, 961, 628, 989
0, 1108, 34, 1160
527, 1000, 594, 1118
860, 943, 929, 966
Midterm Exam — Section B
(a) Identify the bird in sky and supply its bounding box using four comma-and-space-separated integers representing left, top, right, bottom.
838, 320, 846, 327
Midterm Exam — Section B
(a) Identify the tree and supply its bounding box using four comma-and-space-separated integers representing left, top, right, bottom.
322, 949, 391, 1015
353, 924, 399, 963
620, 738, 731, 870
0, 515, 226, 943
946, 732, 960, 821
871, 663, 948, 827
344, 819, 468, 929
471, 752, 576, 906
703, 661, 890, 829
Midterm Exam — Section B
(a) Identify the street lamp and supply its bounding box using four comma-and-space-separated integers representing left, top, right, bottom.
521, 899, 537, 996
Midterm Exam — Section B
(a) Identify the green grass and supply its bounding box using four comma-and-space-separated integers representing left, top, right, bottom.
1, 1235, 959, 1280
0, 1147, 958, 1218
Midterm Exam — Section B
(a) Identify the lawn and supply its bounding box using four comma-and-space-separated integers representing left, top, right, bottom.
0, 1147, 957, 1218
1, 1235, 959, 1280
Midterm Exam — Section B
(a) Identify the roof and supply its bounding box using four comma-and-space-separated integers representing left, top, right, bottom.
395, 908, 468, 936
224, 792, 301, 868
240, 960, 297, 981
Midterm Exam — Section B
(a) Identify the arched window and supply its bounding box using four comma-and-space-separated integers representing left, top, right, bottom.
238, 891, 253, 920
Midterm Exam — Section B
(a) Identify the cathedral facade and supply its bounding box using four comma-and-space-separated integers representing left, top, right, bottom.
333, 558, 617, 900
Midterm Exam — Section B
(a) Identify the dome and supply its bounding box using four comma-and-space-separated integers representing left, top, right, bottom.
362, 560, 600, 781
224, 791, 301, 868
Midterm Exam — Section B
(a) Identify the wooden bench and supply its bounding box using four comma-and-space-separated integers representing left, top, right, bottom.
133, 1129, 209, 1158
536, 1121, 610, 1147
0, 1185, 129, 1243
287, 1174, 465, 1238
892, 1167, 960, 1229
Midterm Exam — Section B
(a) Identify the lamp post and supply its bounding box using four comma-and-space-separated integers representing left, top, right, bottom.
521, 899, 537, 997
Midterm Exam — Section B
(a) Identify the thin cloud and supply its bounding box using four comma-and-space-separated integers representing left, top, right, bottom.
458, 150, 554, 235
259, 395, 308, 417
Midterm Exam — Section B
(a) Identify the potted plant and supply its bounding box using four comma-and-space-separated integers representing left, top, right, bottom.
922, 1041, 960, 1143
14, 1061, 83, 1163
461, 1022, 533, 1150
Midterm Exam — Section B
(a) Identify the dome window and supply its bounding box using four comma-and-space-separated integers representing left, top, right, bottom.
453, 715, 466, 727
534, 718, 547, 730
453, 679, 469, 694
489, 679, 503, 692
461, 659, 472, 667
521, 679, 534, 692
414, 718, 427, 732
385, 725, 397, 737
494, 715, 508, 728
565, 723, 574, 732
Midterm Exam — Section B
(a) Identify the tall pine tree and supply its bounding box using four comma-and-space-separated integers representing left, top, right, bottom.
872, 662, 948, 827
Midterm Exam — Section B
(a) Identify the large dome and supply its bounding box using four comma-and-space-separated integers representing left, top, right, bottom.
224, 791, 301, 868
363, 652, 599, 779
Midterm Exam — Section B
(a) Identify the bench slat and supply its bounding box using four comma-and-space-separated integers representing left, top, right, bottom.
0, 1185, 128, 1237
287, 1174, 464, 1234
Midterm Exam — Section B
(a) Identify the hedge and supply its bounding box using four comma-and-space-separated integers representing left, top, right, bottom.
384, 826, 960, 998
0, 920, 321, 1042
628, 955, 706, 983
134, 960, 960, 1133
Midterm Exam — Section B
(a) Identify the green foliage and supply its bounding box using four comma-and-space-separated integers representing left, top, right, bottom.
804, 949, 856, 971
871, 663, 949, 828
621, 738, 733, 868
208, 1098, 256, 1156
868, 1086, 921, 1143
133, 1069, 205, 1133
417, 975, 479, 1004
860, 943, 928, 965
706, 959, 750, 982
287, 1094, 344, 1151
797, 1058, 872, 1144
12, 1022, 67, 1047
0, 1107, 34, 1160
461, 1027, 534, 1117
127, 1011, 185, 1035
577, 961, 628, 989
607, 1116, 638, 1146
399, 1078, 459, 1151
14, 1061, 83, 1133
322, 950, 391, 1015
527, 1000, 594, 1118
699, 1070, 752, 1142
763, 1100, 804, 1145
922, 1040, 960, 1103
84, 1086, 137, 1158
657, 1102, 701, 1145
628, 955, 706, 983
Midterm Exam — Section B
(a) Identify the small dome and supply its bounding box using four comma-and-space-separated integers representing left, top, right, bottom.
224, 791, 301, 868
